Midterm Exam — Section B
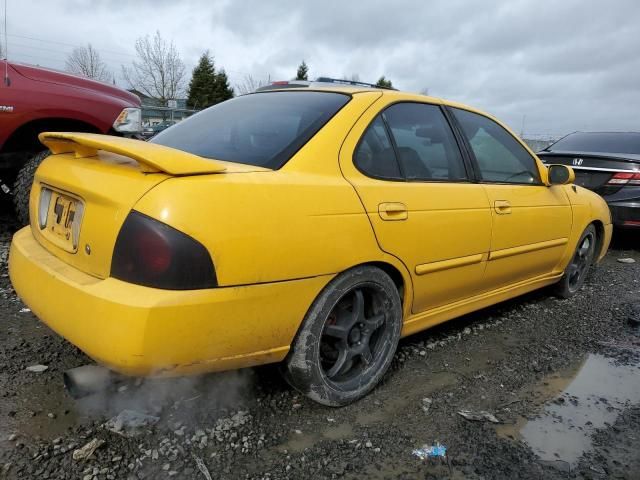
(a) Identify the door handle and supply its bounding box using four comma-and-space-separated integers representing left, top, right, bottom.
494, 200, 512, 214
378, 202, 408, 221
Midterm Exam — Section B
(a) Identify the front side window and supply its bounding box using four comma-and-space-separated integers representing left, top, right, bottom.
452, 108, 541, 184
152, 91, 350, 169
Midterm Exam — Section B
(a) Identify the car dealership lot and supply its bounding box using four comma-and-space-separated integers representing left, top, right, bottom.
1, 200, 638, 479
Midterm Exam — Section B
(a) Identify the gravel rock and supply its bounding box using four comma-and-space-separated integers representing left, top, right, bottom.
617, 257, 636, 264
25, 364, 48, 373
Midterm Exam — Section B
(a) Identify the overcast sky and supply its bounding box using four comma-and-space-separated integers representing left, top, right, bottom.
2, 0, 639, 137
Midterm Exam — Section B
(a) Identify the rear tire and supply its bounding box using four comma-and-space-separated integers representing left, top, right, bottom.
554, 224, 597, 299
13, 151, 48, 226
283, 266, 402, 406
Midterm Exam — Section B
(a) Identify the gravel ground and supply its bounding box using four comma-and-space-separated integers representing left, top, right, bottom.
1, 197, 639, 480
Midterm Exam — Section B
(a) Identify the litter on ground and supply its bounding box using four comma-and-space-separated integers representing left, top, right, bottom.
457, 409, 501, 423
25, 364, 48, 373
412, 442, 447, 461
72, 438, 105, 461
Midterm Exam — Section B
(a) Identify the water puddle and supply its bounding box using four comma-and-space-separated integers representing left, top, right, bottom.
499, 353, 640, 468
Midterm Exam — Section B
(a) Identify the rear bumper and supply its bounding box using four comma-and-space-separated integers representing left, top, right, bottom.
9, 227, 330, 376
608, 200, 640, 228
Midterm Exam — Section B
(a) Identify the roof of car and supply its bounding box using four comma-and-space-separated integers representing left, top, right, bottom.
254, 80, 479, 113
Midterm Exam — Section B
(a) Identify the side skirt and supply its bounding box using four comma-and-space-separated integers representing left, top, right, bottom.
401, 272, 563, 337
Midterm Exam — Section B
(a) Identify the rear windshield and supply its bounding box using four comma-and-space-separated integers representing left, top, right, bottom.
151, 91, 350, 169
548, 132, 640, 155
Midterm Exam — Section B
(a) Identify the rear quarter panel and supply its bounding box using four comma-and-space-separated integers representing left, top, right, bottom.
134, 170, 387, 286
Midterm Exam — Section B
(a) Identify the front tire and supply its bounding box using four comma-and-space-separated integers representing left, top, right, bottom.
554, 224, 597, 298
13, 150, 48, 226
283, 266, 402, 406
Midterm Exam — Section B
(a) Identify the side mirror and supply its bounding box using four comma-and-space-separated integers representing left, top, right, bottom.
547, 164, 575, 185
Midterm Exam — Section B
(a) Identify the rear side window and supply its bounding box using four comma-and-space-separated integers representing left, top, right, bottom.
354, 116, 402, 180
452, 108, 541, 184
354, 102, 467, 182
152, 91, 350, 169
384, 103, 467, 181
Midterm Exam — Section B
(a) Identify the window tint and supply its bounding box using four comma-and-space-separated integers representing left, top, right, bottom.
151, 91, 350, 169
383, 103, 467, 181
452, 108, 541, 184
354, 116, 402, 180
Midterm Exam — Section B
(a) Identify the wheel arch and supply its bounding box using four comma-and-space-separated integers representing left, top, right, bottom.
288, 259, 413, 348
590, 219, 606, 263
342, 258, 414, 320
2, 117, 102, 156
363, 261, 406, 301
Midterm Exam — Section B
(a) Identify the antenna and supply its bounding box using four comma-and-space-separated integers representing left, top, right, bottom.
3, 0, 8, 86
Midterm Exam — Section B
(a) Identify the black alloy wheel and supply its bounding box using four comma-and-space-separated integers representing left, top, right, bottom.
320, 285, 391, 386
283, 266, 402, 406
554, 224, 597, 298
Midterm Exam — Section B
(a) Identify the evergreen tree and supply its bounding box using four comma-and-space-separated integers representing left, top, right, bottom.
295, 60, 309, 80
212, 69, 234, 104
186, 52, 218, 109
375, 76, 394, 89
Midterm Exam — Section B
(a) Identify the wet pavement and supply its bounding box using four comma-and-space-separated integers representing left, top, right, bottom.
498, 352, 640, 469
1, 199, 640, 479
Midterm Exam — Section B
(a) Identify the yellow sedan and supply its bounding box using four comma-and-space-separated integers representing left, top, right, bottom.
9, 79, 611, 405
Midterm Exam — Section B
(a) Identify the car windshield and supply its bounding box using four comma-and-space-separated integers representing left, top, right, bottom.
151, 91, 350, 169
547, 132, 640, 155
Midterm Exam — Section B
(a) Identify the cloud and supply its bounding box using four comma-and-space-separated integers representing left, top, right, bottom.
3, 0, 639, 136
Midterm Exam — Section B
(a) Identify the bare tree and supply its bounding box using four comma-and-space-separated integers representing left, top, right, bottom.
235, 74, 269, 95
122, 31, 186, 105
65, 44, 111, 82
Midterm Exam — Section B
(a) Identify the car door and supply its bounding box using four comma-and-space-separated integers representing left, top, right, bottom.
339, 99, 492, 314
449, 107, 572, 287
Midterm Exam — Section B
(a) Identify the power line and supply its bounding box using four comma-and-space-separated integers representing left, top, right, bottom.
5, 33, 266, 77
5, 51, 64, 67
8, 41, 137, 67
7, 32, 137, 58
10, 42, 69, 58
5, 31, 271, 88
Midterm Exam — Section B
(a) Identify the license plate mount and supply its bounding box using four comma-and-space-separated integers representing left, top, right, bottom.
42, 188, 83, 252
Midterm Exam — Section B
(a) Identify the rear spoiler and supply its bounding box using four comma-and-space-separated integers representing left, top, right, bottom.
39, 132, 226, 175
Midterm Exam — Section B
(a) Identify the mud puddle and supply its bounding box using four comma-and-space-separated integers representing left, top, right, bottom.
279, 423, 355, 453
499, 352, 640, 468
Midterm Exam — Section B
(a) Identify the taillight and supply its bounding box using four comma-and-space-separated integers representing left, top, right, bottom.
607, 172, 640, 186
111, 211, 217, 290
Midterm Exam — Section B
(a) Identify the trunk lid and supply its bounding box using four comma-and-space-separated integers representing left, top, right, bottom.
31, 133, 266, 279
538, 152, 640, 193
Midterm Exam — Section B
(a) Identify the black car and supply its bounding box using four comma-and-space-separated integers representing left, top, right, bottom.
538, 132, 640, 228
140, 121, 176, 140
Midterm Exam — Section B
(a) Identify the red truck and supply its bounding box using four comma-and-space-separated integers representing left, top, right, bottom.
0, 60, 142, 223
